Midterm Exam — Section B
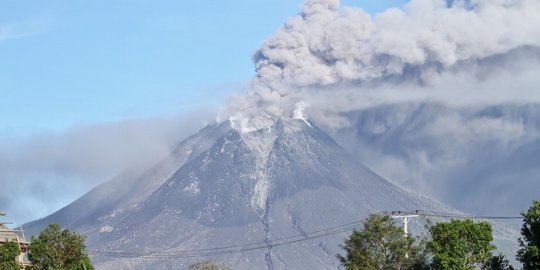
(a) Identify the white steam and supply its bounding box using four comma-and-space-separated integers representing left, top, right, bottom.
293, 102, 311, 126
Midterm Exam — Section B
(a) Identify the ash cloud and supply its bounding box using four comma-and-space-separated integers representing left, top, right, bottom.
334, 103, 540, 216
0, 111, 213, 224
221, 0, 540, 124
254, 0, 540, 88
219, 0, 540, 215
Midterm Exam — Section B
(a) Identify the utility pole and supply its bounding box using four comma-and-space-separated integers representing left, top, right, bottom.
391, 210, 419, 258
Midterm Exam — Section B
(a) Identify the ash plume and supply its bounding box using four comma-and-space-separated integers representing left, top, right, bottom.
221, 0, 540, 128
217, 0, 540, 218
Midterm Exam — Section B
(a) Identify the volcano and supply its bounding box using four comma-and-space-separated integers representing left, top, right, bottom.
25, 117, 517, 269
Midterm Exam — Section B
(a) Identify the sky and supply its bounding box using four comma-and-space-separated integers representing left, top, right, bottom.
1, 0, 407, 134
0, 0, 409, 224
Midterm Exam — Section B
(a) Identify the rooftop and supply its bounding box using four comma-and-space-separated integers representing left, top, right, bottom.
0, 224, 23, 243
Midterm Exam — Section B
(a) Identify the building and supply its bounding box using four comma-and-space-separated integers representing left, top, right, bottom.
0, 212, 32, 268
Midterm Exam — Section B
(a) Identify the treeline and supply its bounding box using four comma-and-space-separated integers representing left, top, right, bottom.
338, 200, 540, 270
0, 224, 94, 270
2, 201, 538, 270
193, 200, 540, 270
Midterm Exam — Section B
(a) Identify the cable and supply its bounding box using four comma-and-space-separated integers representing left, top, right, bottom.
88, 220, 363, 258
88, 220, 362, 256
90, 224, 361, 259
88, 224, 361, 258
416, 210, 522, 219
90, 219, 364, 256
87, 209, 523, 259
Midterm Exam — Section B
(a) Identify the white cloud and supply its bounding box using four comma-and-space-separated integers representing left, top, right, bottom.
0, 21, 37, 41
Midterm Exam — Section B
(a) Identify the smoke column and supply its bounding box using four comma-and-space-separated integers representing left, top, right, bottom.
221, 0, 540, 128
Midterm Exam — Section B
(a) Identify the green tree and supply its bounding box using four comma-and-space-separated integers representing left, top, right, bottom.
409, 238, 432, 270
189, 260, 232, 270
337, 214, 419, 270
28, 224, 94, 270
517, 200, 540, 270
428, 219, 495, 270
0, 240, 20, 270
482, 254, 514, 270
79, 256, 95, 270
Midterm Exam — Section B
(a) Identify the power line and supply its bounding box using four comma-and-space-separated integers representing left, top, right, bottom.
386, 210, 522, 220
87, 209, 523, 259
91, 225, 360, 259
88, 220, 364, 259
416, 210, 522, 220
89, 220, 363, 256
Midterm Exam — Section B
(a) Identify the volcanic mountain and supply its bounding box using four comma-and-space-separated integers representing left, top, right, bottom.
24, 116, 517, 269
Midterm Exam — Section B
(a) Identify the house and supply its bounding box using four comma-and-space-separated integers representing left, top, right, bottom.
0, 213, 32, 268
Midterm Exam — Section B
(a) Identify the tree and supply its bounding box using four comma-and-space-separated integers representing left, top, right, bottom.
517, 200, 540, 270
337, 214, 419, 270
189, 260, 232, 270
482, 254, 515, 270
28, 224, 94, 270
428, 219, 495, 270
0, 240, 20, 270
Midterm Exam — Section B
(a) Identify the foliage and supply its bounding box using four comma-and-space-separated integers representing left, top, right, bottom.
337, 214, 419, 270
189, 260, 232, 270
0, 240, 20, 270
482, 254, 515, 270
79, 256, 95, 270
28, 224, 94, 270
408, 238, 432, 270
428, 219, 495, 270
517, 200, 540, 270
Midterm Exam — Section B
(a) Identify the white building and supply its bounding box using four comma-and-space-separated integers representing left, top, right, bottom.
0, 213, 31, 269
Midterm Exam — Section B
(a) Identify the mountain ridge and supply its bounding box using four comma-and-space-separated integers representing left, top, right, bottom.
24, 116, 518, 269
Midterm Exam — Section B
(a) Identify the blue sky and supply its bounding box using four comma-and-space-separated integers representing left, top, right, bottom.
1, 0, 407, 134
0, 0, 409, 224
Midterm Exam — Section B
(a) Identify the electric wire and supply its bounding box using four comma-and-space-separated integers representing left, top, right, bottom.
87, 209, 522, 259
89, 219, 364, 256
416, 210, 522, 220
88, 222, 362, 258
91, 225, 360, 258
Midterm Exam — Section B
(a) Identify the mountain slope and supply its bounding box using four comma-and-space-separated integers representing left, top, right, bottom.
25, 122, 232, 240
25, 117, 518, 269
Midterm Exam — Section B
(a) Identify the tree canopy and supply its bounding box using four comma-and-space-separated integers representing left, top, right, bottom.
0, 240, 20, 270
28, 224, 94, 270
428, 219, 495, 270
483, 254, 515, 270
337, 214, 419, 270
337, 214, 512, 270
517, 200, 540, 270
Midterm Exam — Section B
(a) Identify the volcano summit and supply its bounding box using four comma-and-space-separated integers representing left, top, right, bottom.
26, 116, 518, 269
